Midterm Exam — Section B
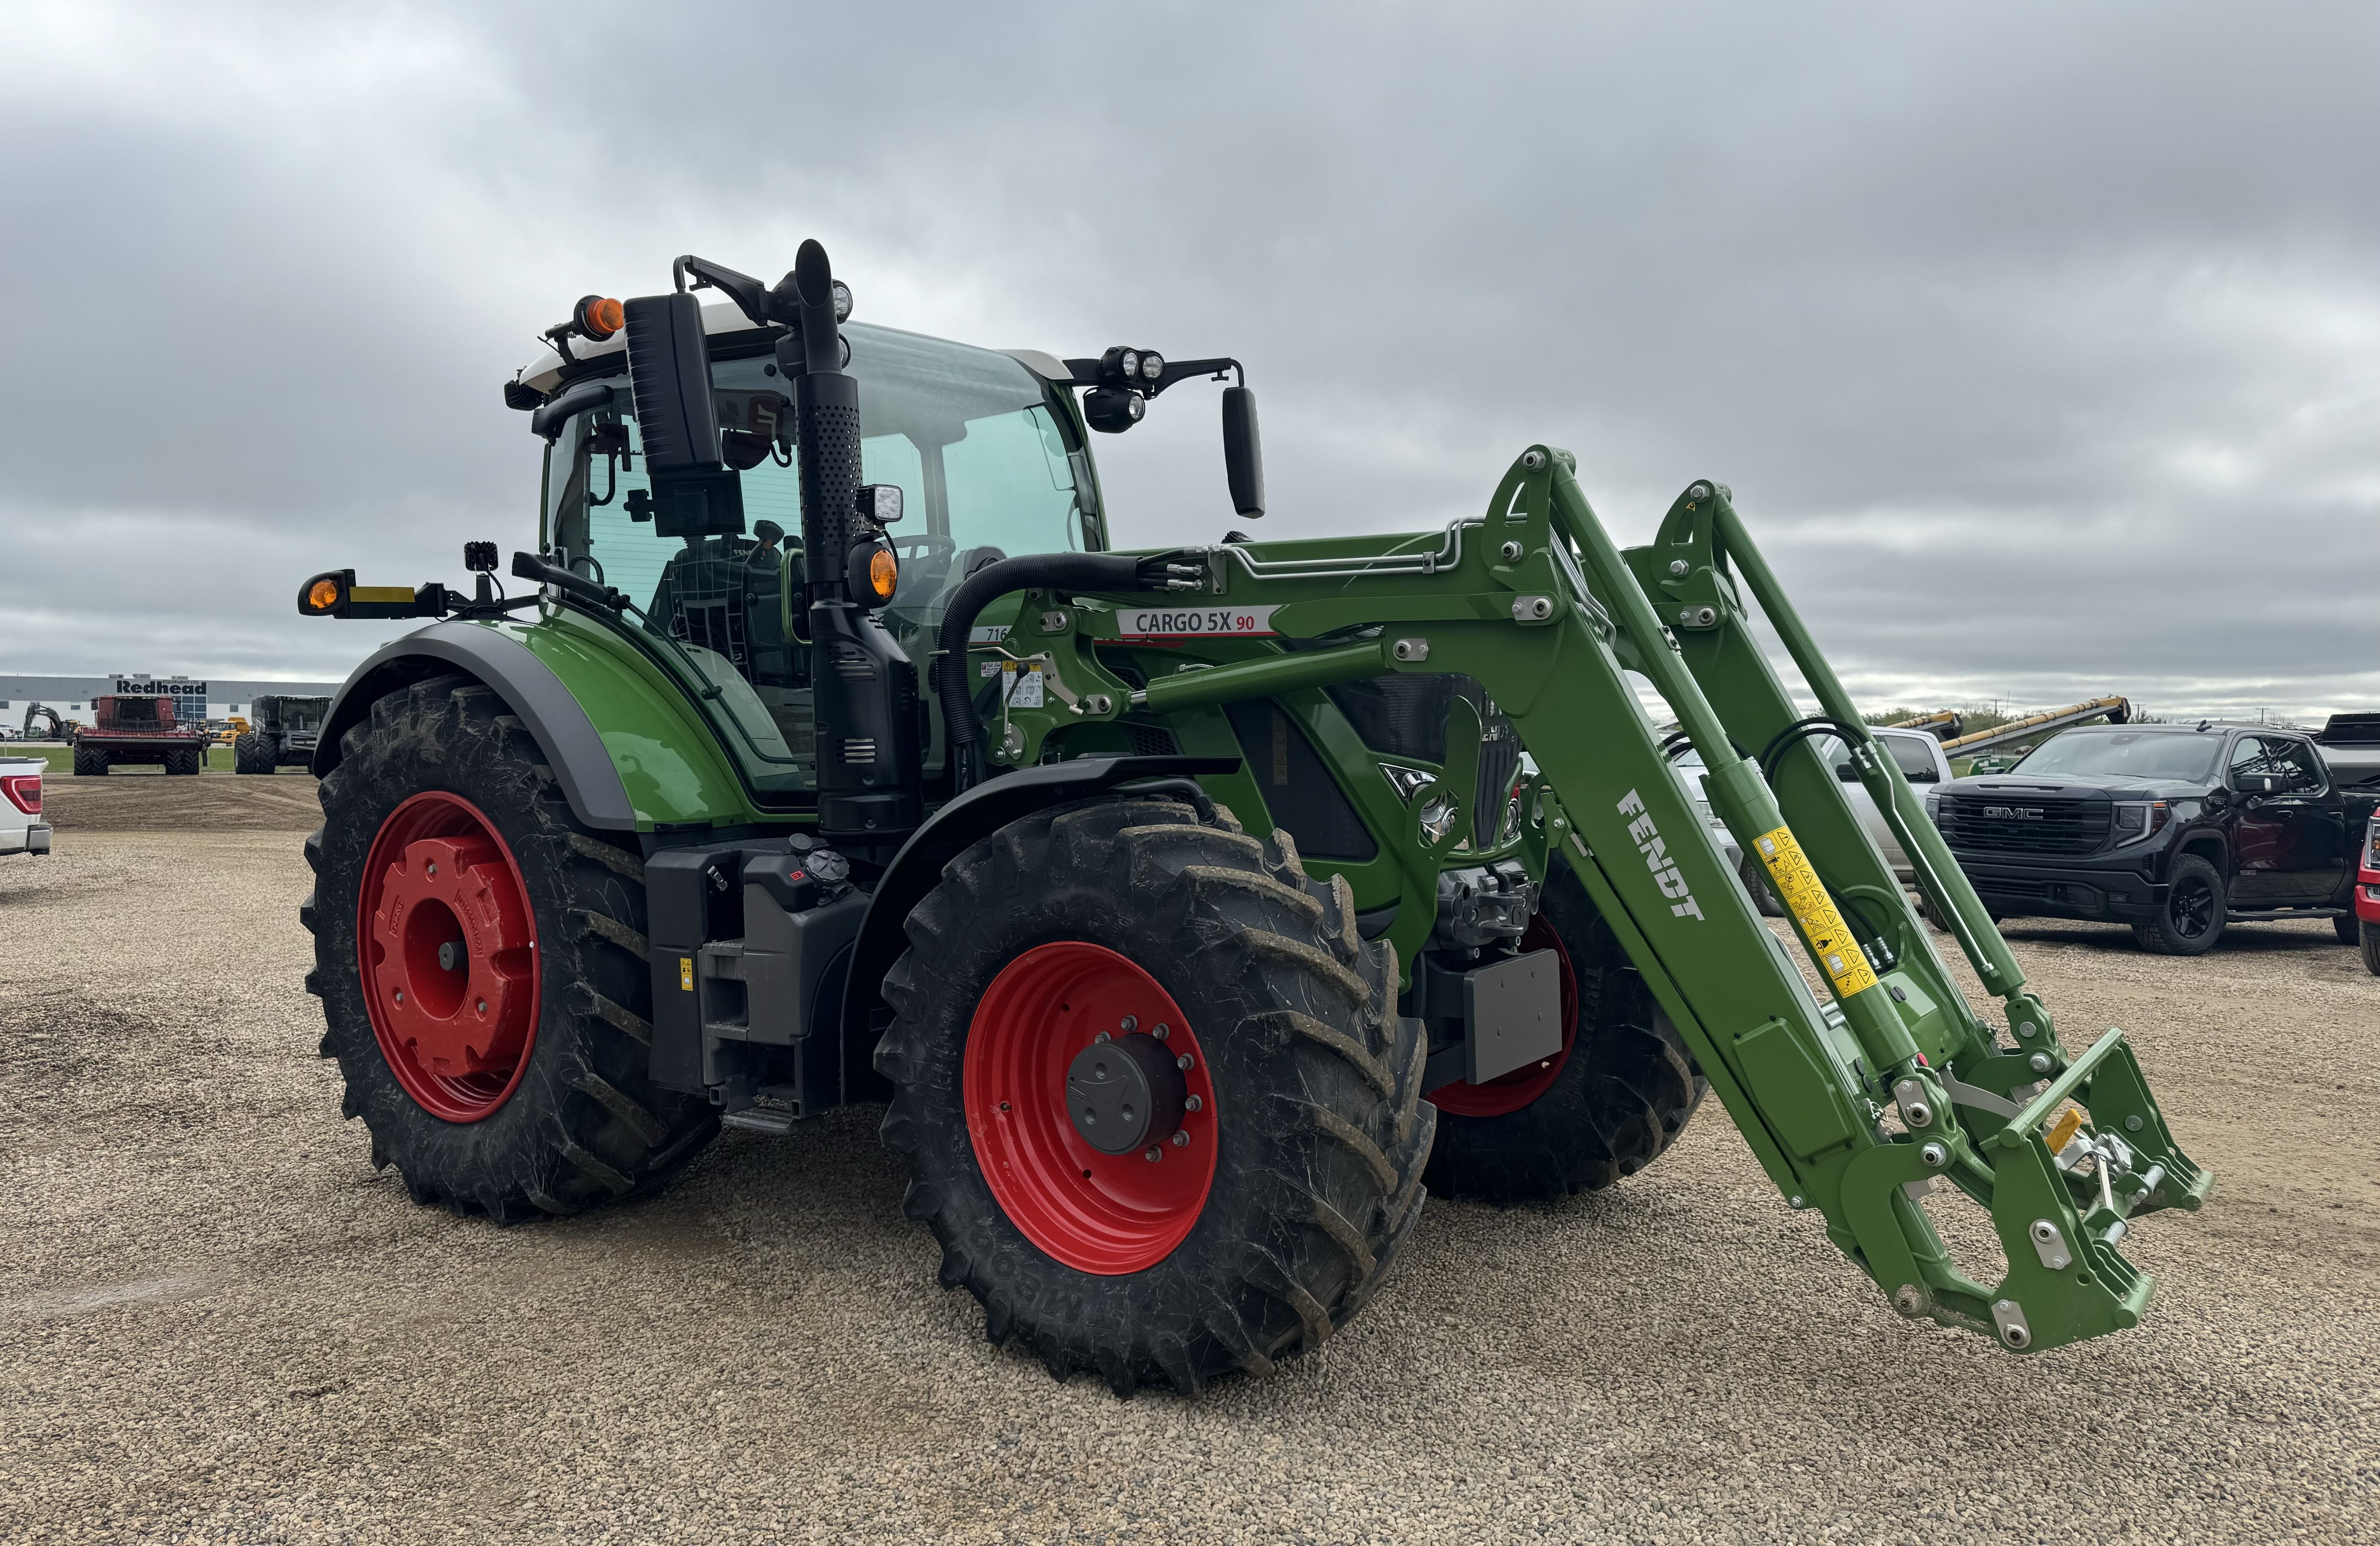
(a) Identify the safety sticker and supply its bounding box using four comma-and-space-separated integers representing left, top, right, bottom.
679, 956, 694, 993
1005, 663, 1045, 709
1118, 604, 1278, 639
1752, 825, 1879, 1000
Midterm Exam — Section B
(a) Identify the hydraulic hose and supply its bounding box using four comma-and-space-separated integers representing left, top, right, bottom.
936, 549, 1199, 788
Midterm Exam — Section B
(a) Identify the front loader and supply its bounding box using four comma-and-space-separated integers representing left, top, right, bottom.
296, 239, 2206, 1394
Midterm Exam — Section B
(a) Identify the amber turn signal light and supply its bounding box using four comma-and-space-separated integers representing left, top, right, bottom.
300, 572, 350, 616
868, 547, 899, 603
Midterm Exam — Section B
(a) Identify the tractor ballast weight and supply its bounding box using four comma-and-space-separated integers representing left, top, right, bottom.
297, 242, 2206, 1390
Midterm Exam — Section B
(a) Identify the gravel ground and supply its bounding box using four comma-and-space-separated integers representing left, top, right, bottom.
2, 775, 2374, 1544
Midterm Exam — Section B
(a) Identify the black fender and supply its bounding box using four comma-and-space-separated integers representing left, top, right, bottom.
839, 755, 1241, 1050
312, 621, 637, 831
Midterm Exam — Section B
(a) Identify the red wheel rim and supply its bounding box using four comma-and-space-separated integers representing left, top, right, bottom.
964, 942, 1218, 1274
1426, 913, 1578, 1118
356, 791, 540, 1123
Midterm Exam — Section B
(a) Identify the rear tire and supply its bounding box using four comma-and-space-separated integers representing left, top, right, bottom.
1422, 864, 1706, 1204
2132, 854, 2226, 956
73, 747, 106, 776
167, 747, 201, 776
233, 732, 273, 774
876, 796, 1433, 1396
303, 673, 718, 1221
2362, 921, 2380, 977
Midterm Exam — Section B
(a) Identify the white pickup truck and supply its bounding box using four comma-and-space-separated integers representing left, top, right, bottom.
1674, 726, 1954, 915
1, 753, 51, 857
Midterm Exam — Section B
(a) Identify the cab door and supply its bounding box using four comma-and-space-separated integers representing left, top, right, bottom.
2229, 736, 2346, 903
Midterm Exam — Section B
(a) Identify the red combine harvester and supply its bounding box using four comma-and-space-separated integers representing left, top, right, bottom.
73, 695, 207, 776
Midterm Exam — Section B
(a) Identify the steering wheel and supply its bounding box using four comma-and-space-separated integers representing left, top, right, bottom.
894, 534, 957, 562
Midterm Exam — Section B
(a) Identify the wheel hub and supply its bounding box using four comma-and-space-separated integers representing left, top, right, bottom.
1066, 1032, 1187, 1155
357, 791, 539, 1122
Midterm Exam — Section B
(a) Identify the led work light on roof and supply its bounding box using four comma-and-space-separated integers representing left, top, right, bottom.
1140, 352, 1164, 381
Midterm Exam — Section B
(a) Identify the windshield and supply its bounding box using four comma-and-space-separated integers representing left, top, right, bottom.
2008, 730, 2223, 782
543, 323, 1093, 797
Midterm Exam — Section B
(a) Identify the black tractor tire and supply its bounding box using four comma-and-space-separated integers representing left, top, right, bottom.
2132, 854, 2227, 956
1421, 864, 1706, 1204
2332, 913, 2359, 945
303, 672, 718, 1221
1738, 851, 1786, 918
72, 746, 106, 776
876, 796, 1434, 1397
233, 732, 274, 775
166, 747, 202, 776
2362, 920, 2380, 976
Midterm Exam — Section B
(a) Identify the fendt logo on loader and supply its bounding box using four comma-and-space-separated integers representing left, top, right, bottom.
1616, 788, 1705, 921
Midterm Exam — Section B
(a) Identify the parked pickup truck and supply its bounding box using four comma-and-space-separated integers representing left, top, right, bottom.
1926, 721, 2380, 955
0, 754, 50, 858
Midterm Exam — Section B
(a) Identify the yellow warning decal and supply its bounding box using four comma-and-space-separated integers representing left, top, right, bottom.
1752, 825, 1879, 1000
351, 585, 417, 603
679, 956, 695, 992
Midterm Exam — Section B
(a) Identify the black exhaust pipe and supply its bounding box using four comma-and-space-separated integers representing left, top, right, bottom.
781, 239, 922, 853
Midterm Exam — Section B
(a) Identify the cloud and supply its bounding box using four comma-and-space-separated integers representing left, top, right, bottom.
1, 0, 2372, 721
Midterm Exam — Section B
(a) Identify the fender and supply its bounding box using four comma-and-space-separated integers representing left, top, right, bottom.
313, 620, 637, 831
839, 755, 1240, 1048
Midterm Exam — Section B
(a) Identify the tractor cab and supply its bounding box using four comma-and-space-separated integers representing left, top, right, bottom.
515, 290, 1251, 804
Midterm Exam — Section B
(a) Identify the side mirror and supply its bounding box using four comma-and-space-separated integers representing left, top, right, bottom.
623, 291, 745, 539
1222, 385, 1265, 517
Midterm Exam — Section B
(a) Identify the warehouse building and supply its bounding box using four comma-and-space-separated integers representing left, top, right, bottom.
3, 673, 345, 734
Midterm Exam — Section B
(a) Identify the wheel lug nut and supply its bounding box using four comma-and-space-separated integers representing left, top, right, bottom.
1184, 1095, 1202, 1113
1120, 1016, 1137, 1033
1144, 1146, 1162, 1163
1176, 1054, 1193, 1071
1151, 1023, 1169, 1041
1171, 1130, 1190, 1147
1093, 1031, 1111, 1044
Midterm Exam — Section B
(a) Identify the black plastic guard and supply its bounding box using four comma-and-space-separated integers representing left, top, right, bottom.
838, 756, 1242, 1049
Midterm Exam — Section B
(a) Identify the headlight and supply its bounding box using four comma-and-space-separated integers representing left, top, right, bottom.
2110, 800, 2170, 846
1924, 791, 1942, 825
1119, 349, 1140, 379
2365, 815, 2380, 873
1140, 352, 1164, 381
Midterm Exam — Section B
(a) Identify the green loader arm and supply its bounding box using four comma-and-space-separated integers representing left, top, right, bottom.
989, 448, 2208, 1355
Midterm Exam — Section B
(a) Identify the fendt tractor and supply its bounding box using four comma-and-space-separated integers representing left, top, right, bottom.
297, 241, 2207, 1394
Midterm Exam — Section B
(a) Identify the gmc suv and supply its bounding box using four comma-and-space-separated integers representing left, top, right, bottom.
1925, 721, 2380, 955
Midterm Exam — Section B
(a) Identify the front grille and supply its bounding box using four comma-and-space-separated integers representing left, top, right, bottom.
1937, 794, 2109, 856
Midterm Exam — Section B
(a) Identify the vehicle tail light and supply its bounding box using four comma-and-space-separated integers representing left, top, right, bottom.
1, 773, 39, 814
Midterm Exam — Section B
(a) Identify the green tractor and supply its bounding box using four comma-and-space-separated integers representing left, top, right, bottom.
298, 241, 2206, 1394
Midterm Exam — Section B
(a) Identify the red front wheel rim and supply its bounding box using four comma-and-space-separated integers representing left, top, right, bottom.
964, 942, 1219, 1275
1426, 914, 1578, 1118
356, 791, 541, 1123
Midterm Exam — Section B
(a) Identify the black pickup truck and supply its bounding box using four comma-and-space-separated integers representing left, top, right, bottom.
1924, 719, 2380, 955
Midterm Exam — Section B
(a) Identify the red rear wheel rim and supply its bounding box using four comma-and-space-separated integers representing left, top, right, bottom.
1425, 914, 1578, 1118
964, 942, 1218, 1274
356, 791, 540, 1123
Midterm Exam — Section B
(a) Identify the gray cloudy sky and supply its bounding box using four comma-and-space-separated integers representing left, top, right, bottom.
3, 1, 2374, 721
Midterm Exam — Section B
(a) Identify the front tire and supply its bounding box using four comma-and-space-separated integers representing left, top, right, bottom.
2362, 920, 2380, 977
876, 796, 1433, 1396
2132, 854, 2226, 956
167, 747, 201, 775
1422, 865, 1706, 1204
233, 732, 273, 774
73, 747, 106, 776
2332, 913, 2359, 946
302, 673, 718, 1220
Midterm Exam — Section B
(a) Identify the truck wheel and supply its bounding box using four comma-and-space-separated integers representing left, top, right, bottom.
73, 747, 106, 776
303, 673, 718, 1220
167, 747, 201, 776
876, 796, 1434, 1396
2132, 854, 2226, 956
233, 732, 273, 774
2363, 921, 2380, 976
1738, 851, 1786, 918
1422, 865, 1705, 1204
2332, 914, 2359, 945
